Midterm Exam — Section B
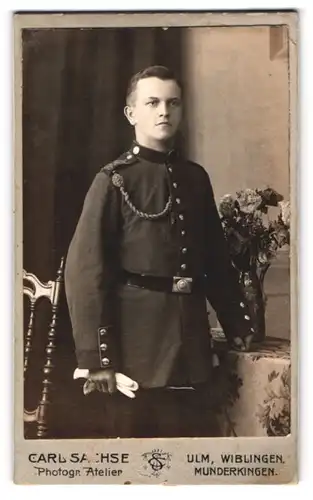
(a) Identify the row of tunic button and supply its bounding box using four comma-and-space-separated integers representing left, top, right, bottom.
167, 165, 188, 273
129, 146, 188, 272
169, 160, 254, 334
98, 327, 110, 367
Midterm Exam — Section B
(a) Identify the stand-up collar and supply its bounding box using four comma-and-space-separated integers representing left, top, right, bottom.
129, 141, 179, 164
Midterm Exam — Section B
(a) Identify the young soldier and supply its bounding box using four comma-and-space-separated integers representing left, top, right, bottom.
65, 66, 254, 438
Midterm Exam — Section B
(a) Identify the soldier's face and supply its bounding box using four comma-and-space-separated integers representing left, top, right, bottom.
125, 77, 182, 149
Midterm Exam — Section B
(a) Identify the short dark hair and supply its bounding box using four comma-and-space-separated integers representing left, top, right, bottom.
126, 65, 183, 105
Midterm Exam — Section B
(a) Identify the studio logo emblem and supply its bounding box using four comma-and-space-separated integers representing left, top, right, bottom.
141, 449, 172, 478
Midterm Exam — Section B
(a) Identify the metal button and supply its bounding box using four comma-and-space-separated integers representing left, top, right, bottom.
181, 247, 187, 254
100, 343, 107, 351
168, 167, 173, 173
240, 302, 245, 308
244, 315, 250, 320
177, 279, 188, 291
99, 328, 107, 335
181, 264, 187, 270
251, 328, 255, 333
101, 357, 110, 366
132, 146, 140, 155
176, 198, 181, 204
173, 182, 178, 188
181, 230, 186, 236
179, 214, 184, 221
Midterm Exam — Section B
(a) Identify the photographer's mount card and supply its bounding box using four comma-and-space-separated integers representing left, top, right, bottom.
14, 11, 298, 485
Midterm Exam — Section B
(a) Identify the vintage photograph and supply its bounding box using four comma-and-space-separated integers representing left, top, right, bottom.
15, 11, 298, 484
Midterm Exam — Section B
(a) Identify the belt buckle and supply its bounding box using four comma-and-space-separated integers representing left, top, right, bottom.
172, 276, 193, 294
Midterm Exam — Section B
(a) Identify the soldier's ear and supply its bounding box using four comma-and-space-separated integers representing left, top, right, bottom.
124, 106, 136, 126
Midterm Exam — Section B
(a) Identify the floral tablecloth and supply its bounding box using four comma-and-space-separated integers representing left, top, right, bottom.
212, 336, 291, 437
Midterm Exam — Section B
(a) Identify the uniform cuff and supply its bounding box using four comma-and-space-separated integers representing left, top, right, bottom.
76, 350, 106, 370
75, 325, 117, 370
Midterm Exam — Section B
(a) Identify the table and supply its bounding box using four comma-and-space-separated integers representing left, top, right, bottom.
212, 336, 291, 437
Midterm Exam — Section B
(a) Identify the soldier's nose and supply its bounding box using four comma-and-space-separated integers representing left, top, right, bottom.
159, 104, 170, 116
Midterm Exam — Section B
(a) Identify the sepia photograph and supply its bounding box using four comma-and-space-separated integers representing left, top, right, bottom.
14, 11, 298, 485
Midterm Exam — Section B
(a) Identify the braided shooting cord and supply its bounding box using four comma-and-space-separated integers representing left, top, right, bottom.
111, 172, 172, 220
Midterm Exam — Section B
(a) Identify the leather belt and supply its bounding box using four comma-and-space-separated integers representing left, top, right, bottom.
121, 271, 205, 295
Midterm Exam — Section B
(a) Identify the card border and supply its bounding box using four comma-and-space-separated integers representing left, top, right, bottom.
13, 11, 299, 485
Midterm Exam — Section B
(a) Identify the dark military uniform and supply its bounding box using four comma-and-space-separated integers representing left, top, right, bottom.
65, 142, 254, 437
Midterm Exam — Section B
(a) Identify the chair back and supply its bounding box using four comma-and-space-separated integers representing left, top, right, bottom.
23, 258, 64, 438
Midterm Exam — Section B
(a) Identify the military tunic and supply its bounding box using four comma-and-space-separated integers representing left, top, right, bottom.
65, 143, 254, 389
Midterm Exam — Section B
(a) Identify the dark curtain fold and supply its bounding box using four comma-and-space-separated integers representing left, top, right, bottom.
23, 27, 184, 278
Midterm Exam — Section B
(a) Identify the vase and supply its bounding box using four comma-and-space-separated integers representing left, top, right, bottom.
240, 269, 266, 342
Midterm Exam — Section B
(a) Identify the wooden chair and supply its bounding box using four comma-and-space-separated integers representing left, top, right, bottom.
23, 258, 64, 438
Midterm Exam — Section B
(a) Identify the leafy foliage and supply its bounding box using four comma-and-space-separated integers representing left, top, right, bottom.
219, 188, 290, 275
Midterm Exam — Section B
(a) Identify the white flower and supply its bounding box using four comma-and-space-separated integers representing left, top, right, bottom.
219, 194, 236, 218
237, 189, 263, 214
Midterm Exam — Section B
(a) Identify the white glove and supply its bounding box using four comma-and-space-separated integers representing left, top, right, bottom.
73, 368, 139, 398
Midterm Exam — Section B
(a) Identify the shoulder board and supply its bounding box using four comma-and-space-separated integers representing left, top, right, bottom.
100, 151, 138, 175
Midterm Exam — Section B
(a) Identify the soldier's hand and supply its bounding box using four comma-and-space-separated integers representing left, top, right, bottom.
88, 368, 117, 394
232, 335, 253, 352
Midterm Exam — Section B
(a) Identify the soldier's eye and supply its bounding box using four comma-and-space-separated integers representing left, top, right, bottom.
147, 100, 158, 107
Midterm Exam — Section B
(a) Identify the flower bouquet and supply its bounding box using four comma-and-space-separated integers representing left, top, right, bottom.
219, 188, 290, 341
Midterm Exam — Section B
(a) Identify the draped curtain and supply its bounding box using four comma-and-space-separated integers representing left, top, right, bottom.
23, 27, 184, 281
